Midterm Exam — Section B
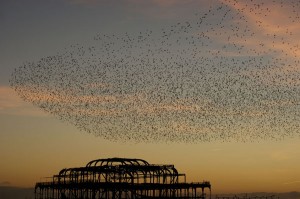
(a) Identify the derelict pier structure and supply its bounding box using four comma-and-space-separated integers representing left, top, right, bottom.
35, 158, 211, 199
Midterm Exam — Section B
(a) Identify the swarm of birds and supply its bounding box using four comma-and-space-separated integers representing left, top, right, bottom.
10, 0, 300, 143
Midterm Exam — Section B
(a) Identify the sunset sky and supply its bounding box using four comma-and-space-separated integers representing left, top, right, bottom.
1, 0, 300, 194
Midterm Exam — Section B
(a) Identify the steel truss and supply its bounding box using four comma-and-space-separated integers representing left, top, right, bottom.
35, 158, 211, 199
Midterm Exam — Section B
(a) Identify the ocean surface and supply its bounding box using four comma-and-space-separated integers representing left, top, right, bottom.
0, 186, 299, 199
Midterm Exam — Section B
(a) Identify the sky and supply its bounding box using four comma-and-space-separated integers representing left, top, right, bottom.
1, 0, 300, 194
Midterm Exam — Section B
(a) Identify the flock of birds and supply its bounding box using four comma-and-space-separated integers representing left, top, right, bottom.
10, 0, 300, 143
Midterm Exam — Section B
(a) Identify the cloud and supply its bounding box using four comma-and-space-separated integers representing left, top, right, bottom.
269, 145, 300, 161
205, 0, 300, 91
0, 87, 23, 109
0, 181, 11, 186
283, 181, 300, 185
270, 151, 292, 161
220, 0, 300, 59
15, 85, 270, 119
0, 86, 47, 117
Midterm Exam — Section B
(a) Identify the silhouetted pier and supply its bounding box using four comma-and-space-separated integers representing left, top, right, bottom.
35, 158, 211, 199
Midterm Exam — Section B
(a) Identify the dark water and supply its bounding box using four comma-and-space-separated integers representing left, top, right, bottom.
213, 192, 300, 199
0, 186, 299, 199
0, 186, 34, 199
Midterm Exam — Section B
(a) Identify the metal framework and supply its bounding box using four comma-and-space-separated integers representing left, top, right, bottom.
35, 158, 211, 199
